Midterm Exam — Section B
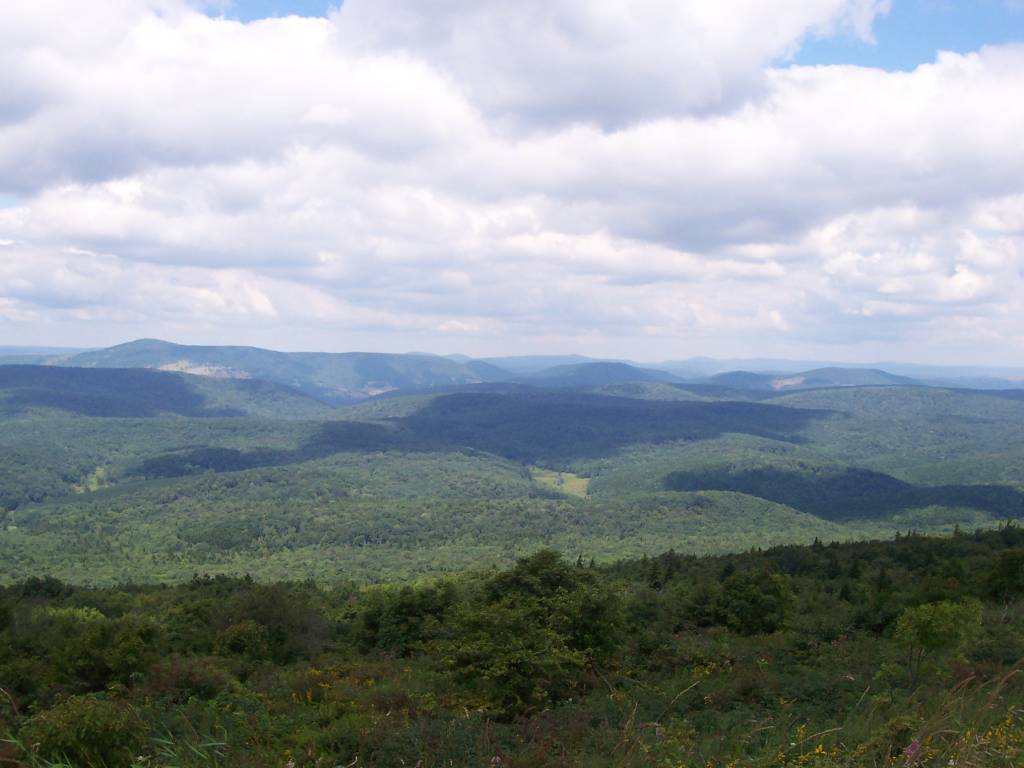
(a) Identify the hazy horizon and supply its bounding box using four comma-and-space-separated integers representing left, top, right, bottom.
6, 337, 1024, 377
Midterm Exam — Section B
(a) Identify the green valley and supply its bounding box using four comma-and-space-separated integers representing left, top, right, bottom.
3, 357, 1024, 585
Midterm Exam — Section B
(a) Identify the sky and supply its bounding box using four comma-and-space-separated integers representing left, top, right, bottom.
1, 1, 1023, 363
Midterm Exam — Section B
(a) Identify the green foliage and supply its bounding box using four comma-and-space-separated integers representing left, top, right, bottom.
444, 558, 608, 717
894, 599, 983, 687
988, 548, 1024, 598
3, 380, 1024, 588
0, 531, 1021, 765
356, 582, 455, 655
0, 364, 331, 419
19, 694, 146, 767
399, 391, 823, 463
437, 598, 587, 717
16, 607, 159, 690
3, 374, 1024, 764
215, 620, 271, 661
719, 570, 791, 635
665, 464, 1024, 521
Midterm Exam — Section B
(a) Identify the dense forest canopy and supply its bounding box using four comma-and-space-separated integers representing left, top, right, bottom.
1, 528, 1022, 766
3, 363, 1024, 584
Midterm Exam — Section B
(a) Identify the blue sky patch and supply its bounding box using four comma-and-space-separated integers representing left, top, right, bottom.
214, 0, 336, 21
219, 1, 1024, 71
796, 0, 1024, 70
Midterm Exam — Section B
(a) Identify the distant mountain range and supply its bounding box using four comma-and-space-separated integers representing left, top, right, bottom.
0, 346, 90, 357
476, 354, 620, 374
3, 339, 506, 405
707, 367, 916, 392
517, 361, 684, 388
1, 338, 1023, 404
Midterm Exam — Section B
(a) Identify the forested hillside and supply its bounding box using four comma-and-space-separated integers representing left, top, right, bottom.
0, 365, 333, 419
53, 339, 508, 404
2, 367, 1024, 584
1, 529, 1022, 766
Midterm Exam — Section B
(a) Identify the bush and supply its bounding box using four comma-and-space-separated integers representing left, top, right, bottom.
719, 571, 790, 635
18, 694, 146, 767
894, 599, 983, 687
988, 549, 1024, 599
436, 599, 586, 717
216, 620, 271, 661
144, 656, 234, 702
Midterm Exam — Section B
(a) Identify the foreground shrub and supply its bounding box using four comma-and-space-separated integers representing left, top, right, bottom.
18, 693, 146, 767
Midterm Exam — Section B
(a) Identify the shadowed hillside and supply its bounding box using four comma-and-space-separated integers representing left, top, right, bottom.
1, 365, 228, 418
665, 465, 1024, 521
130, 391, 827, 478
0, 365, 333, 419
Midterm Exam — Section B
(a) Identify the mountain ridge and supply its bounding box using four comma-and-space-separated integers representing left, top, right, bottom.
51, 339, 509, 404
11, 338, 1024, 403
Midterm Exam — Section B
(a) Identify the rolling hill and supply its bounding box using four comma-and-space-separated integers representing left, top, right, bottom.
0, 349, 83, 365
522, 361, 684, 388
707, 367, 917, 392
2, 373, 1024, 585
477, 354, 607, 374
8, 340, 1024, 398
0, 364, 334, 419
53, 339, 509, 404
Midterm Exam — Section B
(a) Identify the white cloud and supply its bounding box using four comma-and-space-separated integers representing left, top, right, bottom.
332, 0, 892, 128
0, 0, 1022, 362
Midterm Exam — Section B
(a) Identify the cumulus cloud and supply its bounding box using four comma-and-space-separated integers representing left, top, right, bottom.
332, 0, 892, 128
0, 0, 1022, 362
